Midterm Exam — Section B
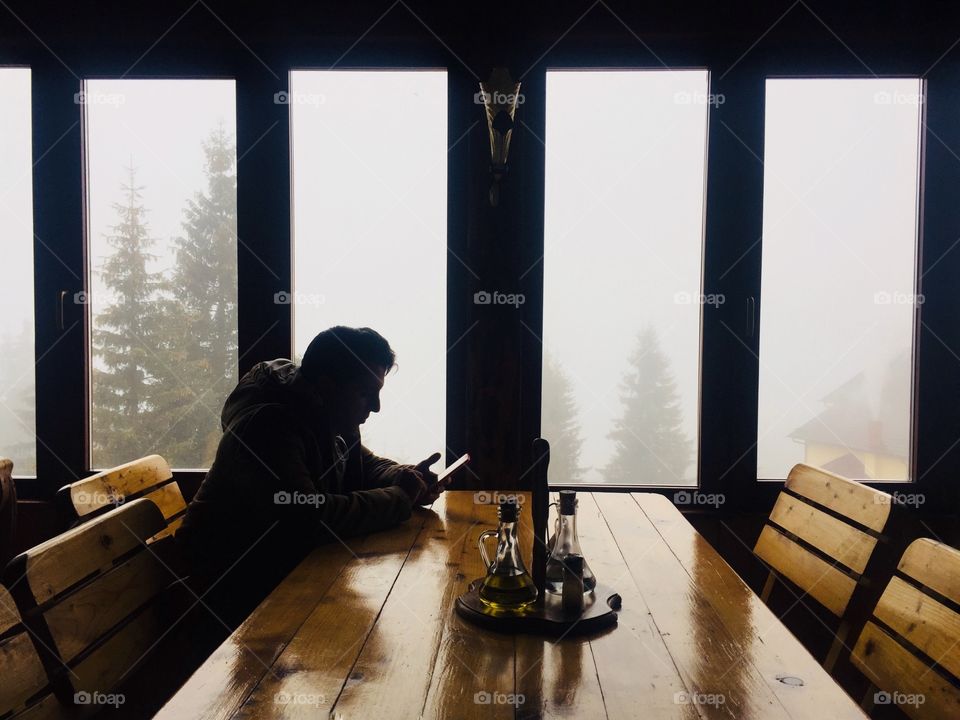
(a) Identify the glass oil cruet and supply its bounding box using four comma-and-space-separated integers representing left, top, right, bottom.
477, 497, 538, 610
545, 490, 597, 594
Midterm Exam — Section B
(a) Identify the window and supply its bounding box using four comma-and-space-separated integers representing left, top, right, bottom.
542, 70, 710, 486
757, 78, 922, 481
0, 68, 36, 476
290, 70, 447, 463
85, 79, 238, 470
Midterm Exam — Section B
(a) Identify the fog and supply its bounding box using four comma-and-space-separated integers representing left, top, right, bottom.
290, 71, 448, 467
85, 79, 238, 470
0, 68, 35, 475
757, 78, 920, 481
86, 80, 236, 281
542, 70, 709, 486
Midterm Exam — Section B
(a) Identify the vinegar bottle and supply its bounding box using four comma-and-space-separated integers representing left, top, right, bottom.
545, 490, 597, 594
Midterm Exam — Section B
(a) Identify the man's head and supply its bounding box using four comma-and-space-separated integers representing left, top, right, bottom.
300, 326, 396, 433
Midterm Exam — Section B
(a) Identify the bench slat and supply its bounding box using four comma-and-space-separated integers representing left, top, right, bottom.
852, 621, 960, 720
768, 492, 876, 574
785, 464, 890, 533
755, 524, 857, 616
7, 499, 166, 605
66, 455, 173, 518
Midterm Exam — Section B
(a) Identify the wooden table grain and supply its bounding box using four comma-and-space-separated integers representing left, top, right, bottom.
157, 491, 867, 719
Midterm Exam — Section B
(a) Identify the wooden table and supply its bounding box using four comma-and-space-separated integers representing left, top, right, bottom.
157, 491, 867, 719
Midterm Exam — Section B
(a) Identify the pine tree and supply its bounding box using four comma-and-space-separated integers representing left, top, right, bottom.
604, 326, 691, 484
91, 166, 165, 467
540, 353, 584, 483
154, 123, 238, 467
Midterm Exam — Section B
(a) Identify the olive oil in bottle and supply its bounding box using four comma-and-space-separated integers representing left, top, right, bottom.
478, 571, 538, 609
477, 497, 538, 610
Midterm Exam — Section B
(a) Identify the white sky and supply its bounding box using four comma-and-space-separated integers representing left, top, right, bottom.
290, 70, 447, 466
757, 78, 920, 481
0, 68, 36, 473
543, 70, 709, 486
86, 79, 236, 290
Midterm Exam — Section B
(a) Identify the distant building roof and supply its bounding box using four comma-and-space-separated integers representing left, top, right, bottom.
788, 369, 909, 458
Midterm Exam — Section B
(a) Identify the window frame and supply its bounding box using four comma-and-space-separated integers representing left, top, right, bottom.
79, 74, 242, 473
5, 24, 955, 514
754, 74, 926, 486
538, 66, 713, 490
0, 64, 38, 484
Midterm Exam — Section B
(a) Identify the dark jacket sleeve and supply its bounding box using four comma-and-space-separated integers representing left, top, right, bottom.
360, 445, 416, 489
211, 405, 414, 543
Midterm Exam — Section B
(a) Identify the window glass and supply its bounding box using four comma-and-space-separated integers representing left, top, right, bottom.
543, 70, 710, 486
290, 70, 447, 463
86, 79, 238, 470
0, 68, 36, 476
757, 78, 922, 481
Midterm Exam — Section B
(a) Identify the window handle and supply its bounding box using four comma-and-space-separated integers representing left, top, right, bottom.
746, 296, 756, 338
58, 290, 68, 331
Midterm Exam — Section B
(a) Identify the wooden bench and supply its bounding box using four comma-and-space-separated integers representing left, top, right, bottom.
0, 584, 62, 719
3, 499, 189, 713
754, 463, 894, 669
851, 538, 960, 719
56, 455, 186, 542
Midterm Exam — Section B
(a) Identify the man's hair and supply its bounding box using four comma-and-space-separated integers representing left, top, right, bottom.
300, 326, 396, 383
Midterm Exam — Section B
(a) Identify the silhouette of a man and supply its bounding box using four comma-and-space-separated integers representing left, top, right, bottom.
178, 325, 444, 625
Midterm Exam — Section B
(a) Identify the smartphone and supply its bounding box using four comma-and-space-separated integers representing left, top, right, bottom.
437, 453, 470, 482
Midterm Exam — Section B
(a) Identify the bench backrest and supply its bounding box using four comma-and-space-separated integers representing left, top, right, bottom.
57, 455, 185, 541
0, 584, 59, 718
754, 463, 892, 616
3, 499, 182, 703
851, 538, 960, 719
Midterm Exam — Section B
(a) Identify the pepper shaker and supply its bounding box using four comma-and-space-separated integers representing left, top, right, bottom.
562, 554, 585, 615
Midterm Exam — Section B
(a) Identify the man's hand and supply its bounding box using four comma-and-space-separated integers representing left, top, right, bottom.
395, 469, 427, 505
413, 452, 444, 505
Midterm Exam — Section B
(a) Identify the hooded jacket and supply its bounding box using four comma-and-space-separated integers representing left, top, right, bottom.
176, 359, 415, 613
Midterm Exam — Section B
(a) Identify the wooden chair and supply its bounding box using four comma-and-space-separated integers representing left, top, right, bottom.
754, 463, 894, 670
851, 538, 960, 719
3, 499, 188, 709
0, 584, 62, 719
56, 455, 186, 542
